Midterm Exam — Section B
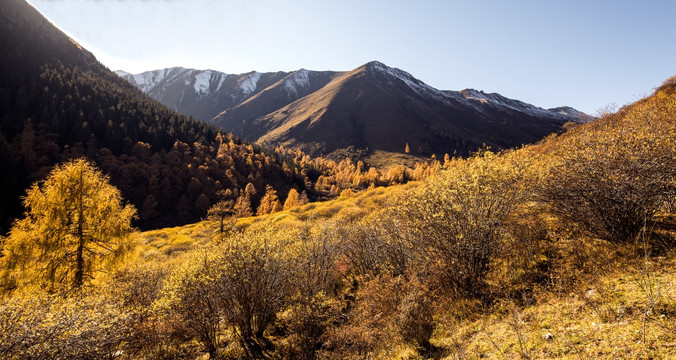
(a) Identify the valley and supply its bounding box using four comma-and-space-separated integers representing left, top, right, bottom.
1, 0, 675, 359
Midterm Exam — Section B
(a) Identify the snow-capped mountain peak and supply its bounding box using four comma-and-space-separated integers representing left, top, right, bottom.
115, 67, 229, 99
283, 69, 310, 95
239, 72, 261, 95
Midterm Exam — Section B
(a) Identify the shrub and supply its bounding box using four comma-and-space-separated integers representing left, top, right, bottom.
541, 95, 676, 243
398, 151, 533, 297
0, 292, 132, 360
320, 275, 436, 359
342, 212, 413, 278
107, 263, 171, 357
395, 279, 436, 352
213, 228, 296, 357
156, 251, 222, 357
287, 222, 343, 359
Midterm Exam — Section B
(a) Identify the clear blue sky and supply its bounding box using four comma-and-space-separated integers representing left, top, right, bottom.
27, 0, 676, 114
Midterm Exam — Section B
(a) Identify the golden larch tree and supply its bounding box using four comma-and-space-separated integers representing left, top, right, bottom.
257, 185, 283, 215
283, 188, 300, 210
233, 192, 253, 218
1, 158, 136, 291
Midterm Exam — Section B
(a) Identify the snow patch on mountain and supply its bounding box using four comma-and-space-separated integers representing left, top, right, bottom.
193, 70, 212, 95
239, 72, 260, 95
283, 69, 310, 95
367, 61, 468, 106
129, 69, 170, 93
114, 70, 131, 78
118, 67, 235, 100
367, 61, 577, 122
216, 73, 228, 92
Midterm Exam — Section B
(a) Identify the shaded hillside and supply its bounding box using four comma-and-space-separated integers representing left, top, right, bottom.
212, 61, 583, 165
0, 0, 316, 232
121, 63, 584, 168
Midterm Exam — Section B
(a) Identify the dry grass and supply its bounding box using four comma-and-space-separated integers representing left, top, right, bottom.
367, 150, 427, 169
433, 256, 676, 359
134, 182, 418, 261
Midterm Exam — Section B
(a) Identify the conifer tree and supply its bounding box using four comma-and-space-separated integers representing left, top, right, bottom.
1, 159, 136, 291
140, 194, 158, 220
283, 188, 300, 210
207, 199, 235, 235
257, 185, 283, 215
233, 193, 253, 218
298, 190, 310, 206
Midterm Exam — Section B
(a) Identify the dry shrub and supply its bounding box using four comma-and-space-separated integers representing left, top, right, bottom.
397, 150, 534, 298
155, 227, 298, 358
320, 275, 436, 359
395, 279, 436, 352
342, 212, 413, 278
285, 294, 342, 360
540, 93, 676, 244
155, 250, 222, 357
0, 292, 132, 360
107, 263, 172, 358
286, 222, 344, 360
214, 228, 296, 357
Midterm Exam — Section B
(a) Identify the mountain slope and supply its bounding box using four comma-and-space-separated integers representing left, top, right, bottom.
0, 0, 315, 232
115, 68, 291, 122
209, 69, 341, 139
122, 62, 583, 167
212, 61, 582, 165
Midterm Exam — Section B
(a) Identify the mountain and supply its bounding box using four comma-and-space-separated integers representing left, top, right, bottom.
115, 68, 293, 122
223, 61, 582, 165
121, 62, 584, 167
0, 0, 317, 233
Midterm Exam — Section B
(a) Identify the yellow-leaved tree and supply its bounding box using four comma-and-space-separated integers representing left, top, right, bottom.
1, 158, 136, 292
257, 184, 283, 215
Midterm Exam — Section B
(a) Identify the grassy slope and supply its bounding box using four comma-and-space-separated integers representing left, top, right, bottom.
134, 191, 676, 359
134, 182, 416, 262
435, 257, 676, 359
132, 81, 676, 359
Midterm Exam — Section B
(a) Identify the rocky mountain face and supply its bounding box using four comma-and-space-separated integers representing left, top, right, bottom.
115, 68, 292, 121
119, 61, 585, 166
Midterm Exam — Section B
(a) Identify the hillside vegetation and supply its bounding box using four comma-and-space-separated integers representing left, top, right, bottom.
1, 77, 674, 359
0, 0, 436, 234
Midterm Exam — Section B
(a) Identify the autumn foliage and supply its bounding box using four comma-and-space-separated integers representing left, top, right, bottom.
0, 80, 675, 359
1, 159, 136, 292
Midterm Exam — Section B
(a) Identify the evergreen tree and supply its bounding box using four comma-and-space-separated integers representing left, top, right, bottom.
140, 194, 158, 220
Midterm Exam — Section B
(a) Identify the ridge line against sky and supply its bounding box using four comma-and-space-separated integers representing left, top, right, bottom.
25, 0, 676, 115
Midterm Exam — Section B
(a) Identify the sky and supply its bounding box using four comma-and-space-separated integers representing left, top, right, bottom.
26, 0, 676, 115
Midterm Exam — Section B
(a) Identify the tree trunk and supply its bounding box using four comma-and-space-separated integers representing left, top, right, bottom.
74, 166, 85, 289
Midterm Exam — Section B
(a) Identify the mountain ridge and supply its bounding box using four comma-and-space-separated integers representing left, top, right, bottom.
119, 61, 586, 166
